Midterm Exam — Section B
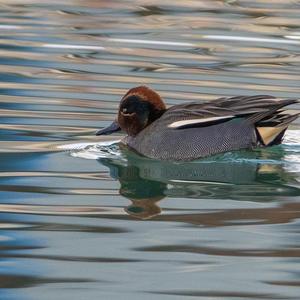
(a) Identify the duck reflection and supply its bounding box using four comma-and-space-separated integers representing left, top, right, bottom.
98, 147, 297, 220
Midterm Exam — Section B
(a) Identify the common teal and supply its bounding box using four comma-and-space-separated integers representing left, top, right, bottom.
96, 86, 299, 161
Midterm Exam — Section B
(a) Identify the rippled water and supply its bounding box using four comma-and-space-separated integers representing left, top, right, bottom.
1, 1, 300, 299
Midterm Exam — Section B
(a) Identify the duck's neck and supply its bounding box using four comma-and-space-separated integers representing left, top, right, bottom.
148, 106, 166, 123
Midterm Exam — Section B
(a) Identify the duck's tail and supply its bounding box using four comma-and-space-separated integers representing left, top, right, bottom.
248, 98, 299, 146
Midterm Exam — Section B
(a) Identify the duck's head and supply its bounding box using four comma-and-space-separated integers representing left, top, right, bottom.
96, 86, 166, 137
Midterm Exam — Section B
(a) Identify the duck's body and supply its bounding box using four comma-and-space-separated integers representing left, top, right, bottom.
96, 86, 299, 161
124, 113, 256, 161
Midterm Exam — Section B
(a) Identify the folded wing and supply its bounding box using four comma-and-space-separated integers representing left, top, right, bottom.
164, 95, 299, 146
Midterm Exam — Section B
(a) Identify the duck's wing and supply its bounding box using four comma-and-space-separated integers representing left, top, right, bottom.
164, 95, 299, 130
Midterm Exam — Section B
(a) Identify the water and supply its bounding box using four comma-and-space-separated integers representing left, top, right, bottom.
0, 1, 300, 299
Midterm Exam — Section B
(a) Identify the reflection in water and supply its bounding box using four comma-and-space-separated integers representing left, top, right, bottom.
98, 145, 300, 220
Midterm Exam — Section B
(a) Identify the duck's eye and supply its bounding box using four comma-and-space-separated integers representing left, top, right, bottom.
121, 107, 134, 115
120, 95, 148, 115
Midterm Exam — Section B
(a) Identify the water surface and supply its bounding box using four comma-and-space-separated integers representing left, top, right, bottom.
0, 1, 300, 299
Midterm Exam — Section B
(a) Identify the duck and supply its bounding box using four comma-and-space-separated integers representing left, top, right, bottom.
96, 86, 299, 161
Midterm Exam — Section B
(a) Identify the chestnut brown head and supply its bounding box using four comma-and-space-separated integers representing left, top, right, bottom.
96, 86, 166, 137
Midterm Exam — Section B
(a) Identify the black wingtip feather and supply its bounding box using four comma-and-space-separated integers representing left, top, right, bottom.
247, 98, 299, 124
